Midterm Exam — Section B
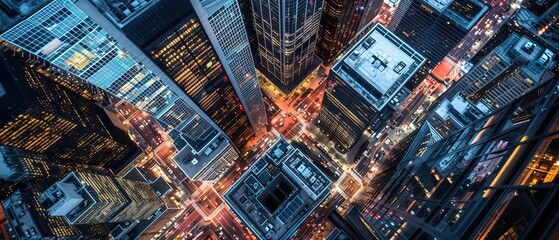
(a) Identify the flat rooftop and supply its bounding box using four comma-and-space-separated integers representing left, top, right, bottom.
2, 190, 47, 239
156, 98, 231, 181
171, 131, 230, 180
224, 137, 332, 240
333, 24, 425, 110
498, 34, 556, 83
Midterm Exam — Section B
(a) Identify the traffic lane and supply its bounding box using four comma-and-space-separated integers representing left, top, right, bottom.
129, 114, 163, 147
168, 209, 202, 239
216, 209, 253, 240
293, 140, 341, 180
295, 194, 345, 239
302, 137, 343, 177
300, 133, 344, 175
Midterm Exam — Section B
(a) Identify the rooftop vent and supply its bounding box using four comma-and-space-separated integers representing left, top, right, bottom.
523, 41, 535, 54
538, 52, 550, 65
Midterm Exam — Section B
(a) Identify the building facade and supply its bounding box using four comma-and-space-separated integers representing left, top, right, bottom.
318, 24, 425, 149
534, 2, 559, 49
193, 0, 269, 137
361, 78, 559, 239
0, 50, 136, 169
389, 0, 488, 88
251, 0, 323, 87
3, 189, 110, 239
0, 0, 239, 181
38, 171, 163, 225
316, 0, 381, 64
87, 0, 262, 148
389, 0, 487, 65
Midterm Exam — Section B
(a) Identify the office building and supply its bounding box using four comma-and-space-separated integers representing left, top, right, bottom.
192, 0, 269, 137
251, 0, 323, 87
393, 33, 556, 187
317, 24, 425, 149
361, 78, 559, 239
84, 0, 252, 147
2, 189, 110, 239
0, 146, 104, 189
86, 0, 267, 147
237, 0, 258, 56
0, 50, 136, 168
0, 181, 24, 202
453, 33, 555, 111
390, 0, 487, 64
0, 0, 239, 181
389, 0, 488, 87
38, 171, 163, 225
224, 137, 332, 240
316, 0, 382, 64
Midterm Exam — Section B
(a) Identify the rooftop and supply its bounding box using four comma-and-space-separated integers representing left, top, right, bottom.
224, 137, 332, 240
172, 132, 230, 180
2, 190, 45, 239
333, 24, 425, 110
498, 34, 556, 83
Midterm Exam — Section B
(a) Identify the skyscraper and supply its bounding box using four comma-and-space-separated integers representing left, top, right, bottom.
3, 189, 110, 239
390, 0, 487, 65
317, 24, 425, 149
224, 136, 332, 240
316, 0, 381, 64
192, 0, 269, 137
0, 146, 101, 185
0, 0, 239, 181
0, 51, 136, 168
38, 171, 163, 225
361, 78, 559, 239
251, 0, 323, 87
85, 0, 267, 147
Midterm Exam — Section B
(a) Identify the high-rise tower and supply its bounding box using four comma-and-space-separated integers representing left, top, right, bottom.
193, 0, 269, 137
86, 0, 267, 147
452, 33, 555, 111
361, 78, 559, 240
0, 51, 137, 168
389, 0, 488, 87
0, 0, 239, 181
317, 24, 425, 149
316, 0, 382, 64
38, 171, 163, 225
251, 0, 323, 87
3, 189, 110, 239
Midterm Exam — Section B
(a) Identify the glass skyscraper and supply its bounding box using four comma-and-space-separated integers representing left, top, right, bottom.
86, 0, 267, 148
389, 0, 488, 88
251, 0, 323, 87
0, 50, 137, 169
194, 0, 269, 137
316, 0, 381, 65
0, 0, 238, 181
361, 77, 559, 239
